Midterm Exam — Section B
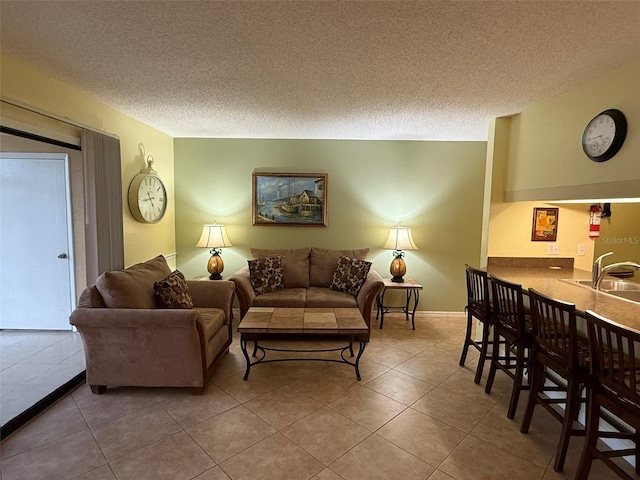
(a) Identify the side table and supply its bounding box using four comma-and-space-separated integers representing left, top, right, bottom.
376, 278, 423, 330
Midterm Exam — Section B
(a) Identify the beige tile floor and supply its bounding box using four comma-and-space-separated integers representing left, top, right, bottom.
0, 330, 85, 425
0, 313, 630, 480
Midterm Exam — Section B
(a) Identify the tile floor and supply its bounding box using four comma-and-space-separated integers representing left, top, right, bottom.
0, 330, 85, 425
0, 313, 629, 480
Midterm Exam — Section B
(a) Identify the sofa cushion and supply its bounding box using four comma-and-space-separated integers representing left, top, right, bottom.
96, 255, 172, 309
77, 285, 107, 308
306, 287, 358, 308
153, 270, 193, 309
253, 288, 307, 308
251, 248, 310, 288
248, 257, 284, 294
329, 256, 372, 296
309, 248, 370, 287
196, 308, 227, 342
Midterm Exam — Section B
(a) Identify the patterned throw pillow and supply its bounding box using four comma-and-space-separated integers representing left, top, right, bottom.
329, 256, 372, 297
248, 257, 284, 294
153, 270, 194, 309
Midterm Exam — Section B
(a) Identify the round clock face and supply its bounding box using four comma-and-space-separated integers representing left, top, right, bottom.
581, 109, 627, 162
128, 174, 167, 223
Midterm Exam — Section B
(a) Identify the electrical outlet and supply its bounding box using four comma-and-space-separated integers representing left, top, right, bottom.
577, 244, 586, 256
547, 243, 559, 255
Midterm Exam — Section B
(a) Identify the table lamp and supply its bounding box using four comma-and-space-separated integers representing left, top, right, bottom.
196, 222, 232, 280
383, 225, 418, 282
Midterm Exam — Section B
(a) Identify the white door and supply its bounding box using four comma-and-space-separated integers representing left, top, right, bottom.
0, 153, 74, 330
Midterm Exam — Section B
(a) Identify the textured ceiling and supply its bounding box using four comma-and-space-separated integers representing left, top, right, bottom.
1, 1, 639, 141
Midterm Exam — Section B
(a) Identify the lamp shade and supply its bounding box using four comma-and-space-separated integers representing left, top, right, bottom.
383, 226, 418, 251
196, 223, 232, 249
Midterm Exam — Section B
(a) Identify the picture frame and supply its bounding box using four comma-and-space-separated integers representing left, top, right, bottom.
531, 207, 559, 241
252, 172, 327, 226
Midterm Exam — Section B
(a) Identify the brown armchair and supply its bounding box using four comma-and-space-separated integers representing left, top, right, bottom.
69, 256, 234, 395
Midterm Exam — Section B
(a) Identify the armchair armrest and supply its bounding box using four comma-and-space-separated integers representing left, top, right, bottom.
356, 269, 384, 330
229, 266, 256, 319
70, 307, 201, 328
187, 279, 234, 322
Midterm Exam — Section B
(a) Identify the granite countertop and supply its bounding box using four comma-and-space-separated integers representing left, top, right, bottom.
485, 266, 640, 332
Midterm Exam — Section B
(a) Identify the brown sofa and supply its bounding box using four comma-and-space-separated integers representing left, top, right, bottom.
69, 255, 234, 395
229, 248, 383, 335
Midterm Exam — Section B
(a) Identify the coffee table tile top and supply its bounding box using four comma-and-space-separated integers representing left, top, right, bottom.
337, 316, 368, 329
269, 315, 304, 332
303, 312, 338, 331
236, 310, 272, 332
238, 308, 368, 335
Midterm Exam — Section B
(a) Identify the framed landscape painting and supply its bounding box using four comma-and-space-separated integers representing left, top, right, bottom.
252, 172, 327, 226
531, 207, 558, 241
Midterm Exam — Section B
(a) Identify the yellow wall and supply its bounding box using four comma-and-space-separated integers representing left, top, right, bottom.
174, 139, 487, 311
486, 62, 639, 273
505, 61, 640, 201
1, 54, 176, 270
486, 118, 595, 271
487, 201, 595, 271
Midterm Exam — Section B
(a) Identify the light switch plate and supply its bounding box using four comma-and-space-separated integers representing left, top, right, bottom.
547, 243, 559, 255
577, 244, 586, 256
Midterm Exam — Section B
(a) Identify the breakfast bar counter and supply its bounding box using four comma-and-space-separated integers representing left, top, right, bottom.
485, 266, 640, 331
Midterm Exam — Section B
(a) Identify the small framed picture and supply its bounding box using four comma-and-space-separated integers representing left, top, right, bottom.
252, 172, 327, 226
531, 207, 559, 241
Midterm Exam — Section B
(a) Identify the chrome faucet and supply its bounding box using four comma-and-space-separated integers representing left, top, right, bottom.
592, 252, 613, 287
594, 260, 640, 290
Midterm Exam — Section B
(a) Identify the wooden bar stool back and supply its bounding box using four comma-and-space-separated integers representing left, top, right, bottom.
459, 265, 492, 384
485, 275, 532, 419
521, 288, 589, 472
577, 310, 640, 480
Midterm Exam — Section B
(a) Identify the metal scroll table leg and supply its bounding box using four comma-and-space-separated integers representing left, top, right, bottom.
240, 336, 251, 380
379, 288, 387, 329
404, 289, 411, 321
354, 340, 366, 381
410, 290, 419, 330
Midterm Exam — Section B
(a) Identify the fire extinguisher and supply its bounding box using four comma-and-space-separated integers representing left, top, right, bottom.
589, 204, 602, 239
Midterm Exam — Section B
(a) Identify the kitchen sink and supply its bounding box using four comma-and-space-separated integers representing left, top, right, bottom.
572, 279, 640, 291
609, 291, 640, 303
562, 278, 640, 304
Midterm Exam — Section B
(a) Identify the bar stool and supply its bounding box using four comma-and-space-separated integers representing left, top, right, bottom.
459, 265, 492, 384
521, 288, 590, 472
577, 310, 640, 480
485, 275, 533, 419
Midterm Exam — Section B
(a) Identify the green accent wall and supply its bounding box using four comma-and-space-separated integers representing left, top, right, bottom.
174, 139, 487, 311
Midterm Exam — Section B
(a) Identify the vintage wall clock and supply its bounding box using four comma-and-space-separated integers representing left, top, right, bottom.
127, 155, 167, 223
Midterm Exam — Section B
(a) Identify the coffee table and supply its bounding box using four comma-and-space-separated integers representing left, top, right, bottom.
237, 307, 369, 381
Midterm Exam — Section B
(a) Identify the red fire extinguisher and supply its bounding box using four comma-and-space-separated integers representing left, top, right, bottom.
589, 204, 602, 239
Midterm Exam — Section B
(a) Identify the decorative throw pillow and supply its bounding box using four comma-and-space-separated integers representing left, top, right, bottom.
309, 248, 370, 287
248, 257, 284, 294
153, 270, 193, 309
251, 248, 310, 288
329, 256, 372, 297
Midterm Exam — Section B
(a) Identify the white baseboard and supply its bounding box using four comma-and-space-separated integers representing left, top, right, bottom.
416, 311, 466, 318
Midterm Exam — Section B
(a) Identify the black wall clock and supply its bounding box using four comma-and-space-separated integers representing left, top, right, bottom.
581, 109, 627, 162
